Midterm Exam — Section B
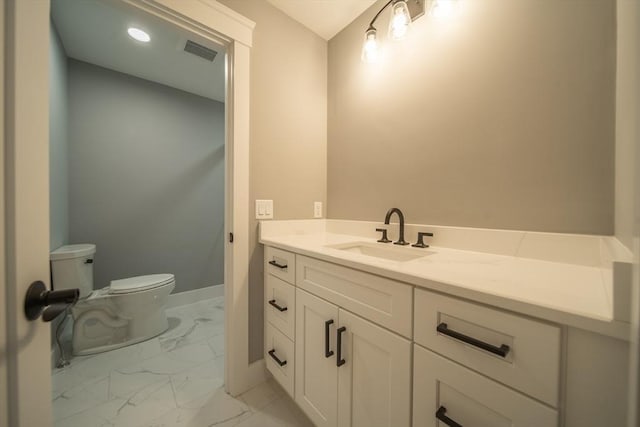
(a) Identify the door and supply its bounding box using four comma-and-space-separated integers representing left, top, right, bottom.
3, 1, 53, 426
337, 309, 411, 427
295, 289, 339, 427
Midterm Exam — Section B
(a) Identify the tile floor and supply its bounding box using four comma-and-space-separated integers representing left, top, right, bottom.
52, 297, 312, 427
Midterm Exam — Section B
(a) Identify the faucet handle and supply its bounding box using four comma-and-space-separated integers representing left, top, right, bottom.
375, 228, 392, 243
412, 232, 434, 248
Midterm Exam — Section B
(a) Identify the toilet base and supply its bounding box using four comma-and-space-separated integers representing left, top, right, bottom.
72, 306, 170, 356
72, 324, 169, 356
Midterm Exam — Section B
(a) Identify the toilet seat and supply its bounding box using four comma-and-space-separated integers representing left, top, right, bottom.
109, 274, 174, 295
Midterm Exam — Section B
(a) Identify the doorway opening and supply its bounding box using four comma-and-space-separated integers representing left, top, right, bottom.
49, 0, 228, 424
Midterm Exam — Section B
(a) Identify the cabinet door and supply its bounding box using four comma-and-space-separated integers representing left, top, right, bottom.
296, 289, 340, 427
337, 310, 411, 427
413, 344, 558, 427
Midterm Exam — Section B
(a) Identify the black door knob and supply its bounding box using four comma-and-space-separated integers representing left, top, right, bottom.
24, 280, 79, 322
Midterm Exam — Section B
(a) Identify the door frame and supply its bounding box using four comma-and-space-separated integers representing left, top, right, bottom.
1, 0, 8, 425
2, 1, 261, 425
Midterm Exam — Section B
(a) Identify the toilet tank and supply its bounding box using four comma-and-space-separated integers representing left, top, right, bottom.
50, 244, 96, 298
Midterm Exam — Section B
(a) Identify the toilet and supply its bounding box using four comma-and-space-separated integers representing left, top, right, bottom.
50, 244, 175, 356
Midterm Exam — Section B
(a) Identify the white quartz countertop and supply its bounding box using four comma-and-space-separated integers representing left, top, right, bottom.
260, 221, 632, 340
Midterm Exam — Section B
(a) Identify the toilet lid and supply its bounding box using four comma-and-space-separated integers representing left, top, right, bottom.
109, 274, 174, 294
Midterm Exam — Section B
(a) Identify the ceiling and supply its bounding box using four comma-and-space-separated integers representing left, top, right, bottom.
51, 0, 226, 102
266, 0, 377, 40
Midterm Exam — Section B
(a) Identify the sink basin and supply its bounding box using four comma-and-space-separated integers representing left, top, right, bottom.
327, 242, 429, 262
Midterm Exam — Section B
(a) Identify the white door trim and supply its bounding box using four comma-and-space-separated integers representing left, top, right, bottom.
0, 0, 9, 425
120, 0, 263, 397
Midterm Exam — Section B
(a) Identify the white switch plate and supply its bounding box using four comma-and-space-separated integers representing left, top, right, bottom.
256, 200, 273, 219
314, 201, 323, 218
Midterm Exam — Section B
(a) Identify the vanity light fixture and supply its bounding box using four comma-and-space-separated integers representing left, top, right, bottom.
127, 27, 150, 43
361, 0, 425, 63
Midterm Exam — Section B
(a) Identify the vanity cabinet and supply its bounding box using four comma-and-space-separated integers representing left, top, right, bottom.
264, 246, 297, 397
413, 344, 557, 427
295, 288, 411, 427
414, 289, 561, 406
263, 244, 629, 427
413, 288, 560, 426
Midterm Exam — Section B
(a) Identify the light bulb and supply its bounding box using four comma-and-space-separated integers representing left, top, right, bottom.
388, 1, 411, 40
127, 27, 150, 43
361, 28, 379, 63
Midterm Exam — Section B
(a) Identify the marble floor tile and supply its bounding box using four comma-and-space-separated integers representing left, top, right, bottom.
170, 357, 224, 406
109, 369, 170, 400
207, 333, 225, 357
52, 375, 110, 421
53, 297, 312, 427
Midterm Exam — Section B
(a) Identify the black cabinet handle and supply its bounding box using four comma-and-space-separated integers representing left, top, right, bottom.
268, 299, 287, 312
268, 260, 288, 269
437, 323, 510, 358
268, 349, 287, 366
325, 319, 334, 358
336, 326, 346, 367
436, 406, 462, 427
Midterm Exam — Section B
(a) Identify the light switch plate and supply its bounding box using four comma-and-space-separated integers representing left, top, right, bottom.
314, 201, 323, 218
256, 200, 273, 219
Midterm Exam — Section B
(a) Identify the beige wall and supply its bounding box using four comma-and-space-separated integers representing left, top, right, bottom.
219, 0, 327, 362
615, 0, 639, 250
328, 0, 615, 234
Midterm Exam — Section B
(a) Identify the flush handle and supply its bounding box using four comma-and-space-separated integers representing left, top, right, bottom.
24, 280, 79, 322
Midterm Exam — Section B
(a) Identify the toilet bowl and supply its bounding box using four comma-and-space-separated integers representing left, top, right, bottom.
50, 244, 175, 356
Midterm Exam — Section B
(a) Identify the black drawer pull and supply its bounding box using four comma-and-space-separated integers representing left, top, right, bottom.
325, 319, 334, 358
268, 260, 288, 269
268, 299, 287, 312
336, 326, 346, 367
437, 323, 510, 358
268, 349, 287, 366
436, 406, 462, 427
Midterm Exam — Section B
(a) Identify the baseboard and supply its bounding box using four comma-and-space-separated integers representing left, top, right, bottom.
167, 284, 224, 308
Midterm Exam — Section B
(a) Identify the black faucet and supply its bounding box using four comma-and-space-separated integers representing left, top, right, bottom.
384, 208, 409, 246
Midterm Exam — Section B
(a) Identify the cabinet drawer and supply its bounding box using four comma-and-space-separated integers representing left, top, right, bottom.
414, 289, 560, 406
296, 255, 413, 337
265, 322, 295, 397
413, 345, 558, 427
265, 246, 296, 285
265, 274, 296, 340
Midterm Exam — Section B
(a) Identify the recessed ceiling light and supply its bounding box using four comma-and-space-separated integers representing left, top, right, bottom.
127, 27, 150, 43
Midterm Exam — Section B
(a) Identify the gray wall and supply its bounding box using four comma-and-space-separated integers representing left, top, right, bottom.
50, 22, 68, 250
219, 0, 328, 362
67, 60, 225, 294
328, 0, 615, 235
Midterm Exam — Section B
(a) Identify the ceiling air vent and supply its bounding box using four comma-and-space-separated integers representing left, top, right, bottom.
184, 40, 217, 62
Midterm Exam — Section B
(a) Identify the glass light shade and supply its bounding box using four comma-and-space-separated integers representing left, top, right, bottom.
388, 1, 411, 40
361, 28, 379, 63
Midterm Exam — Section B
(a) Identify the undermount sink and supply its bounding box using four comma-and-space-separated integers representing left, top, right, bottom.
327, 242, 429, 262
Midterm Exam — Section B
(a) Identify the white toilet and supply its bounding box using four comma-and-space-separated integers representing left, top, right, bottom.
50, 244, 175, 356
